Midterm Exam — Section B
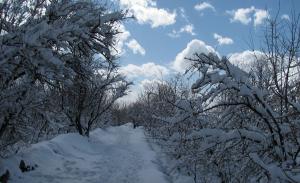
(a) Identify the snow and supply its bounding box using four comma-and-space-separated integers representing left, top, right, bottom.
0, 123, 171, 183
249, 153, 299, 182
165, 114, 189, 124
279, 123, 291, 134
146, 134, 195, 183
295, 102, 300, 112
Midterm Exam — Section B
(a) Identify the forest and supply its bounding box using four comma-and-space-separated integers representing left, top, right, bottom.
1, 0, 300, 182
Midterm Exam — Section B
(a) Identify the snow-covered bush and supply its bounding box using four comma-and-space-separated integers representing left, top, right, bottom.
0, 0, 132, 157
135, 13, 300, 182
132, 74, 206, 180
136, 74, 190, 136
166, 16, 300, 182
57, 57, 132, 136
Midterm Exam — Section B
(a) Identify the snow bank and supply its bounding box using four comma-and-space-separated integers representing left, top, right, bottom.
0, 123, 170, 183
146, 134, 195, 183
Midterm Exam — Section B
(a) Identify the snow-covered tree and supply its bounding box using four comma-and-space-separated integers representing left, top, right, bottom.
59, 59, 132, 136
128, 11, 300, 182
0, 0, 132, 155
165, 16, 300, 182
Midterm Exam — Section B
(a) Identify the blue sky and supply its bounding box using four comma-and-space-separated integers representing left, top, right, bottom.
110, 0, 300, 102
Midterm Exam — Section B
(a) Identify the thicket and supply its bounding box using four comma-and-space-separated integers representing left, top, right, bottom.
0, 0, 132, 158
121, 10, 300, 183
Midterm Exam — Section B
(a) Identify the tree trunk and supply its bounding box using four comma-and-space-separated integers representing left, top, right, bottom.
75, 116, 83, 135
0, 121, 8, 140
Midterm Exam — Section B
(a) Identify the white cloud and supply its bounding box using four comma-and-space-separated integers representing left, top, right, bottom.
168, 7, 196, 38
229, 51, 299, 81
281, 14, 290, 21
139, 78, 162, 89
168, 30, 180, 38
181, 25, 196, 35
120, 62, 169, 78
254, 9, 270, 27
228, 50, 264, 72
226, 6, 255, 25
168, 24, 196, 38
119, 0, 156, 7
214, 33, 234, 45
116, 90, 139, 103
195, 2, 216, 12
227, 7, 270, 27
172, 39, 219, 72
117, 0, 176, 27
112, 24, 130, 55
125, 39, 145, 55
179, 7, 188, 21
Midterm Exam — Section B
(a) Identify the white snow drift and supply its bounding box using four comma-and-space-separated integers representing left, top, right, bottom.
0, 123, 171, 183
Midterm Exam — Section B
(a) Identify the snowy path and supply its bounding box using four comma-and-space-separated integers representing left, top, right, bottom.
1, 123, 171, 183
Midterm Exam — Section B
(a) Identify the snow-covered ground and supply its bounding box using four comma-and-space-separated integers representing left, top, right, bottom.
0, 123, 171, 183
146, 136, 195, 183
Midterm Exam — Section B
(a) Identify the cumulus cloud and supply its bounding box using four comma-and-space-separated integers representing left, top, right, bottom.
139, 78, 162, 89
228, 50, 264, 72
194, 2, 216, 12
229, 50, 299, 80
120, 62, 169, 78
112, 24, 130, 55
214, 33, 234, 45
226, 6, 255, 25
281, 14, 290, 21
226, 6, 270, 27
172, 39, 219, 72
116, 0, 176, 27
168, 24, 197, 38
125, 39, 145, 55
119, 0, 156, 7
254, 9, 270, 27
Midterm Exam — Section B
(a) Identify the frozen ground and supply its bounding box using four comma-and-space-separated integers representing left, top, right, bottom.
0, 123, 171, 183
